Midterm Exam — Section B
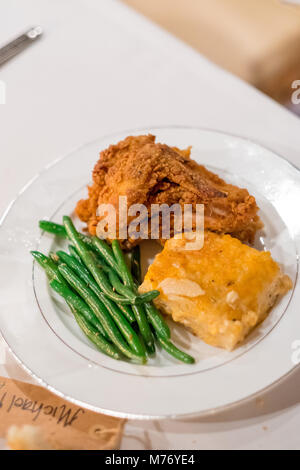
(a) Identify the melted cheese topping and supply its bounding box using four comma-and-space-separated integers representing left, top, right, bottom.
158, 278, 205, 297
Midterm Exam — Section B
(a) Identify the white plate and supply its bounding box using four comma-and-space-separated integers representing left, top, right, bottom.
0, 127, 299, 420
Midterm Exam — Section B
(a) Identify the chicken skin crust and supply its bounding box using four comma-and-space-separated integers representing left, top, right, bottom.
76, 135, 262, 249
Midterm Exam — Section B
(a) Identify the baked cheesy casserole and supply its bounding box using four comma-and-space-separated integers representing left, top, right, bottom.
139, 232, 292, 350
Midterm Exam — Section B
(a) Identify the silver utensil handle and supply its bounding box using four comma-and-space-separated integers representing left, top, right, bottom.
0, 26, 43, 66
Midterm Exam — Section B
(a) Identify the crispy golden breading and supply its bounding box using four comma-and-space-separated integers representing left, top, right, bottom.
139, 232, 292, 350
76, 135, 262, 249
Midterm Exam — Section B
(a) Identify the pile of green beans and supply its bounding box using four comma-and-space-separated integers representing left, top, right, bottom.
33, 217, 195, 364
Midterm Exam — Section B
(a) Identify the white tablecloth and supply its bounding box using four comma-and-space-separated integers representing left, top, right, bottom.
1, 0, 300, 450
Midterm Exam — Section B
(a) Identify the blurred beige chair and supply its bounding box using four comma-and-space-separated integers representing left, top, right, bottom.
123, 0, 300, 102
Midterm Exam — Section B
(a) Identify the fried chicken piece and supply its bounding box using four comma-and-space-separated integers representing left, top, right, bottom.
76, 135, 262, 249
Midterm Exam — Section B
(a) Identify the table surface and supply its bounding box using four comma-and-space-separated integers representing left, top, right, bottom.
1, 0, 300, 450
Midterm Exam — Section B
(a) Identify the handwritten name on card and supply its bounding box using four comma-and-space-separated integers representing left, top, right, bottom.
0, 377, 124, 450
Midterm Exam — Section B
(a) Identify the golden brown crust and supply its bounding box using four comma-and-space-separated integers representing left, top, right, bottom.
76, 135, 262, 248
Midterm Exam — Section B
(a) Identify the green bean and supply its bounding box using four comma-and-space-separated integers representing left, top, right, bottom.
91, 251, 109, 271
32, 250, 107, 339
91, 237, 120, 274
57, 250, 95, 284
63, 216, 138, 305
129, 246, 164, 347
111, 241, 159, 302
39, 220, 119, 278
111, 240, 155, 349
31, 251, 66, 285
138, 291, 160, 303
39, 220, 97, 253
111, 239, 135, 289
49, 252, 59, 264
58, 257, 144, 356
56, 250, 110, 307
107, 269, 139, 304
36, 220, 196, 365
144, 303, 171, 340
58, 263, 146, 363
131, 245, 141, 284
156, 335, 195, 364
90, 262, 136, 304
49, 277, 108, 338
130, 303, 154, 352
50, 280, 120, 360
84, 250, 113, 276
57, 250, 135, 324
101, 260, 156, 306
98, 294, 145, 357
116, 303, 136, 324
138, 330, 155, 357
100, 257, 159, 304
39, 220, 67, 238
127, 243, 168, 342
136, 332, 147, 357
71, 309, 120, 360
68, 245, 82, 264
